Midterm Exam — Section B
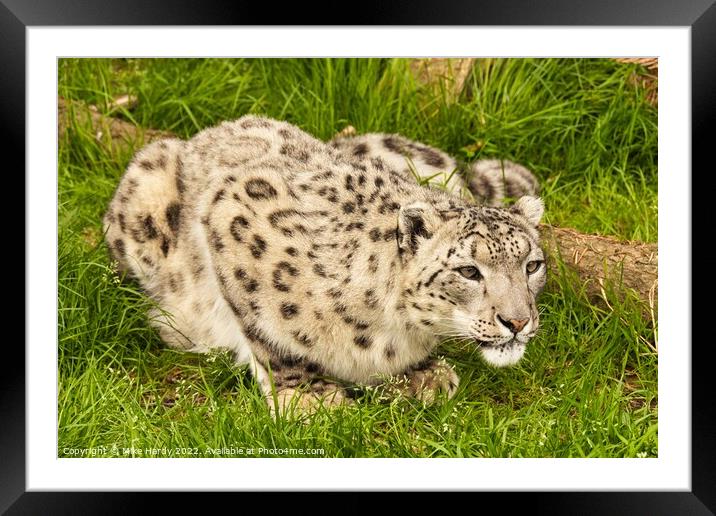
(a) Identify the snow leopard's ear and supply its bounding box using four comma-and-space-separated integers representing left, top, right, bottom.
397, 201, 442, 255
510, 196, 544, 226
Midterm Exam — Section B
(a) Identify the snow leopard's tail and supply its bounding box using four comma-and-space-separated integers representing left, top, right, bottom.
465, 159, 540, 206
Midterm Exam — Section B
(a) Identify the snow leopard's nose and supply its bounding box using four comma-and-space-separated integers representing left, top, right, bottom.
496, 315, 529, 334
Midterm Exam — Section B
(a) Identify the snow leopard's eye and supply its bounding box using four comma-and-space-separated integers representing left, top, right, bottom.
457, 266, 482, 280
526, 260, 544, 274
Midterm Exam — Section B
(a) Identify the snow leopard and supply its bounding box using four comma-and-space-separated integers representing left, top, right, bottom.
103, 115, 546, 414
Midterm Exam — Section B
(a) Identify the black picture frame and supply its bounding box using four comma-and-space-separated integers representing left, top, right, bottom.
8, 0, 712, 513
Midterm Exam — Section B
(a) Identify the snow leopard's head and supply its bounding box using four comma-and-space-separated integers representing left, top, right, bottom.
397, 196, 546, 367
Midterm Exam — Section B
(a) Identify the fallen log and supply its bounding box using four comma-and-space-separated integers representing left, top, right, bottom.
540, 226, 657, 323
58, 96, 174, 151
409, 58, 476, 102
58, 96, 658, 320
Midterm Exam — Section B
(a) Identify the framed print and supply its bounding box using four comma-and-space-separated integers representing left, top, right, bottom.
7, 0, 714, 512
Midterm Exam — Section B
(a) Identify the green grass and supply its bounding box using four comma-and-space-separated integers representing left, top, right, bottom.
58, 58, 657, 458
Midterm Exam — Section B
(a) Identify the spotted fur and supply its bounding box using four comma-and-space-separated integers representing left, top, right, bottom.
104, 116, 546, 414
329, 132, 539, 205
